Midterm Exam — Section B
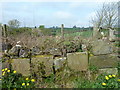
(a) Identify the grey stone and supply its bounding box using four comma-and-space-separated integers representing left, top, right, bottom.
2, 61, 10, 69
11, 58, 30, 76
32, 55, 54, 76
98, 68, 118, 75
54, 57, 67, 71
67, 52, 88, 71
31, 46, 41, 55
8, 45, 30, 58
81, 44, 87, 51
91, 40, 113, 55
89, 54, 120, 68
114, 31, 119, 35
8, 46, 20, 56
93, 26, 98, 37
109, 28, 116, 41
2, 43, 12, 51
19, 48, 30, 58
49, 48, 62, 55
44, 48, 62, 55
93, 27, 103, 40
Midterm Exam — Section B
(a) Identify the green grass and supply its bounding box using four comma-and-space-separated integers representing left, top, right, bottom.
1, 68, 36, 88
64, 30, 93, 37
74, 74, 119, 88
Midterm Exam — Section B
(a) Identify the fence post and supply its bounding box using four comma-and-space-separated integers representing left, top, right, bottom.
2, 24, 8, 51
61, 24, 64, 40
29, 49, 32, 76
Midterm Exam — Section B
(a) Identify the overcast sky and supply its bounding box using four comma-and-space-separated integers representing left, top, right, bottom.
0, 0, 118, 28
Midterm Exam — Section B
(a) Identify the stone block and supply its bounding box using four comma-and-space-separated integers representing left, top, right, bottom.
31, 55, 54, 76
109, 29, 116, 41
89, 54, 120, 69
98, 68, 118, 75
2, 61, 10, 69
54, 57, 67, 71
91, 40, 113, 55
11, 58, 30, 76
67, 52, 88, 71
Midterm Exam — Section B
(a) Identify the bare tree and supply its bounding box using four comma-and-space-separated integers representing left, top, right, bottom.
91, 4, 105, 28
104, 3, 118, 28
8, 19, 20, 28
91, 2, 118, 28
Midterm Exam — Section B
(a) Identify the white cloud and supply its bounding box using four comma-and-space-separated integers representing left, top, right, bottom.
69, 2, 83, 8
53, 11, 73, 19
0, 3, 3, 22
22, 5, 29, 11
0, 0, 118, 2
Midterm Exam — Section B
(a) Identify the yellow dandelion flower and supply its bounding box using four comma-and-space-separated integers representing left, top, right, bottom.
2, 72, 5, 76
13, 88, 16, 90
2, 69, 4, 71
7, 70, 10, 73
117, 79, 120, 82
108, 75, 112, 78
5, 68, 8, 71
31, 79, 35, 82
2, 73, 5, 76
22, 83, 25, 86
0, 79, 2, 80
105, 76, 109, 80
13, 71, 16, 74
27, 83, 29, 86
102, 83, 106, 86
26, 78, 29, 80
112, 75, 116, 77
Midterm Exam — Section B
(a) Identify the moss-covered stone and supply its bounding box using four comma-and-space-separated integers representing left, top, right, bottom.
31, 55, 54, 76
89, 54, 120, 68
67, 52, 88, 71
11, 58, 30, 76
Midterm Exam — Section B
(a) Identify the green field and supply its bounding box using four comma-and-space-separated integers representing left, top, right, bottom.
64, 30, 93, 37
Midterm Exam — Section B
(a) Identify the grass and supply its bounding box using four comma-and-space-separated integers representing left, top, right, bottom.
74, 78, 96, 88
64, 30, 93, 37
1, 66, 120, 88
89, 65, 98, 73
74, 74, 120, 88
1, 68, 36, 88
